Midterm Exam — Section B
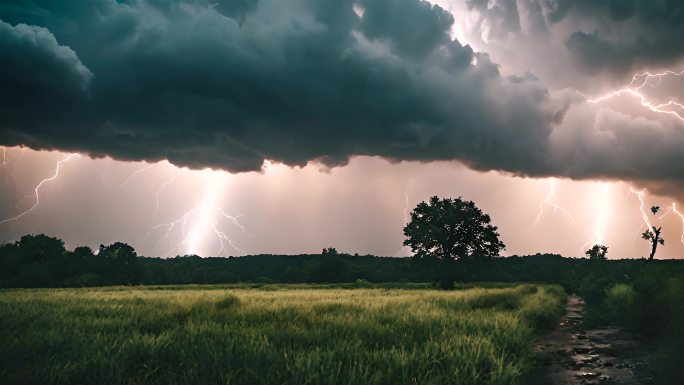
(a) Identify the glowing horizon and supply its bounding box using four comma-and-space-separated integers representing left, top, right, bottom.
1, 146, 683, 260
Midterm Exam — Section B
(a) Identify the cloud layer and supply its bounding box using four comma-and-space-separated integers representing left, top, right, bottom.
0, 0, 683, 190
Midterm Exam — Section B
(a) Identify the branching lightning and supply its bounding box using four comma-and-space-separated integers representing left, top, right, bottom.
146, 174, 252, 257
629, 187, 653, 231
0, 153, 80, 225
533, 179, 576, 226
658, 202, 684, 246
588, 69, 684, 121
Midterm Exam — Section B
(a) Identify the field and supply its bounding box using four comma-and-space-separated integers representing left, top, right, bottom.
0, 284, 565, 385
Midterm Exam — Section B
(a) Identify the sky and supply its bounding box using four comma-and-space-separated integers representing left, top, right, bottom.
0, 0, 683, 259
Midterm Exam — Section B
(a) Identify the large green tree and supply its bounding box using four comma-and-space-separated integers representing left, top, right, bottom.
403, 196, 505, 262
98, 242, 137, 265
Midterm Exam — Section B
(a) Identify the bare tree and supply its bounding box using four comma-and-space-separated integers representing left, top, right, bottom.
641, 206, 664, 260
642, 226, 664, 260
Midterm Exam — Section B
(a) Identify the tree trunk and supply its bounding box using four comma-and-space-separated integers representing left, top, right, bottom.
649, 228, 661, 260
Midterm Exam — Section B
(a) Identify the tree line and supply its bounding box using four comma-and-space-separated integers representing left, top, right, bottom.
2, 233, 684, 290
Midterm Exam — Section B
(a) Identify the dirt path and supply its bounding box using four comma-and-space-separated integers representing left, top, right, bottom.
530, 295, 645, 385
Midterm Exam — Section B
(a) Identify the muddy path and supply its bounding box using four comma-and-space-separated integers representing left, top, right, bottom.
529, 295, 648, 385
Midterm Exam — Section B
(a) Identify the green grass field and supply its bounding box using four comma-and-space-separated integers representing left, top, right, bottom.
0, 284, 565, 385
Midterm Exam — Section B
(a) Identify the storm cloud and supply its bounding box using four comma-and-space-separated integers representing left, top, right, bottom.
0, 0, 683, 188
463, 0, 684, 80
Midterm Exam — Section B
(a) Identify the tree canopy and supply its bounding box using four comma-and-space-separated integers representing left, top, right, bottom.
585, 244, 608, 260
403, 196, 505, 262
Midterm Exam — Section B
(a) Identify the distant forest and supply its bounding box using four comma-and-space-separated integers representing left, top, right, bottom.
2, 233, 684, 291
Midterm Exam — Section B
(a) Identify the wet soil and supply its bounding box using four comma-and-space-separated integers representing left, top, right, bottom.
529, 295, 648, 385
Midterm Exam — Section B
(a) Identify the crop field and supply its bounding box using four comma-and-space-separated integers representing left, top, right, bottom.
0, 284, 565, 385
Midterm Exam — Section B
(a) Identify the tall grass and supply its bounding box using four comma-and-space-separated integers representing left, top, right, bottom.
0, 284, 564, 385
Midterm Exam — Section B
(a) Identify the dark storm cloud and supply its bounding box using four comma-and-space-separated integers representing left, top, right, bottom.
0, 20, 92, 148
0, 0, 683, 189
0, 0, 559, 174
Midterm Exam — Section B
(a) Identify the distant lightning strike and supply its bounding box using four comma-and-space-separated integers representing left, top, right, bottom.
152, 175, 176, 215
582, 183, 612, 251
589, 68, 684, 253
118, 164, 154, 190
533, 179, 576, 226
147, 173, 251, 257
588, 69, 684, 121
658, 202, 684, 246
0, 153, 80, 225
629, 187, 653, 230
673, 204, 684, 246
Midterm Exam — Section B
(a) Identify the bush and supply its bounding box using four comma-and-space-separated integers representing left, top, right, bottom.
578, 274, 614, 306
604, 283, 636, 322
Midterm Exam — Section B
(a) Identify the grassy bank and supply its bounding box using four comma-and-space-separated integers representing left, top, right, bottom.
579, 267, 684, 379
0, 284, 565, 385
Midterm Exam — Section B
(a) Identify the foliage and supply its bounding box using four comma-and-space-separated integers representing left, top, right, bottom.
17, 234, 65, 263
604, 283, 636, 321
99, 242, 138, 265
5, 235, 684, 293
581, 268, 684, 379
321, 247, 338, 256
403, 196, 505, 262
0, 284, 565, 385
642, 226, 664, 260
584, 244, 608, 260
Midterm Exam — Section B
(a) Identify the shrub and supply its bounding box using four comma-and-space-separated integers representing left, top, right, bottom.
605, 283, 635, 322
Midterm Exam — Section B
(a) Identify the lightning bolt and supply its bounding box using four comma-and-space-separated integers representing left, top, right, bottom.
118, 164, 154, 191
146, 173, 251, 257
588, 69, 684, 121
582, 183, 612, 252
151, 175, 176, 215
658, 202, 684, 246
533, 179, 576, 226
394, 180, 415, 256
629, 187, 653, 230
673, 204, 684, 247
0, 153, 80, 225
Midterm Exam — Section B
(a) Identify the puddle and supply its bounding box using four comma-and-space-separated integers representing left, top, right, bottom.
529, 295, 643, 385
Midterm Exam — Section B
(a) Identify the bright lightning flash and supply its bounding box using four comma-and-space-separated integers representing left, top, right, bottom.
0, 153, 80, 225
148, 171, 251, 257
588, 70, 684, 121
629, 187, 653, 231
533, 179, 576, 226
582, 183, 612, 251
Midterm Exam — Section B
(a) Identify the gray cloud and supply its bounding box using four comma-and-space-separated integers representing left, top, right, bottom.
0, 0, 559, 174
463, 0, 684, 79
561, 1, 684, 78
0, 0, 683, 191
